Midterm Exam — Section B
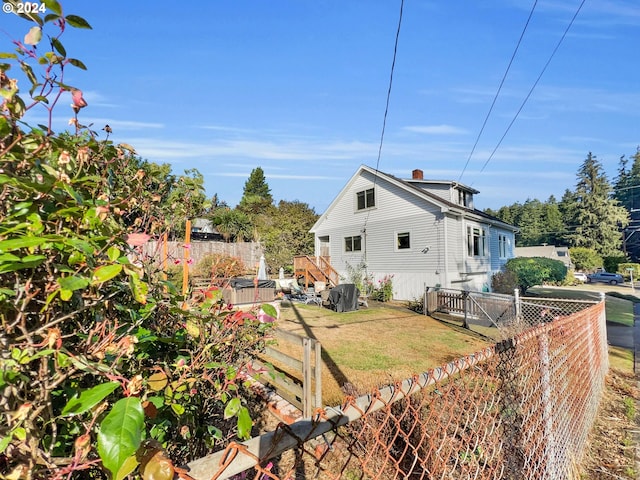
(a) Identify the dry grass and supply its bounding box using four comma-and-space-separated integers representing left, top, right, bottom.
580, 347, 639, 479
273, 300, 491, 405
259, 299, 638, 478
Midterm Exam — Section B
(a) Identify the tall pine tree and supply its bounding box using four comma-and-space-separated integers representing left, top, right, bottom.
238, 167, 274, 216
614, 148, 640, 260
566, 152, 628, 256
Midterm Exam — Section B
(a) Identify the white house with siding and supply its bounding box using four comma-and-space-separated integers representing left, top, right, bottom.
309, 165, 518, 300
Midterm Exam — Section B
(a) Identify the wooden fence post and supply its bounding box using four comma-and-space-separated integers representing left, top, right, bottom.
303, 337, 312, 418
182, 219, 191, 298
314, 340, 322, 411
424, 286, 429, 316
462, 290, 470, 329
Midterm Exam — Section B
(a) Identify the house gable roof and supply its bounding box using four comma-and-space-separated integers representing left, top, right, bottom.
311, 165, 517, 233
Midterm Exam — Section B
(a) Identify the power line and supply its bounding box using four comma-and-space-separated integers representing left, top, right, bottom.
373, 0, 404, 177
458, 0, 538, 182
363, 0, 404, 231
477, 0, 587, 176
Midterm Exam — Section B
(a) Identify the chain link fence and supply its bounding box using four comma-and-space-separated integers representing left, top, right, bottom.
424, 287, 601, 339
184, 295, 607, 480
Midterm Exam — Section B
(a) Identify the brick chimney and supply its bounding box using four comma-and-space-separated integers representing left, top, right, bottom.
412, 169, 424, 180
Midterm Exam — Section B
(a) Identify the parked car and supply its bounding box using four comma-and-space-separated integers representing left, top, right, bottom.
586, 272, 624, 285
573, 272, 588, 282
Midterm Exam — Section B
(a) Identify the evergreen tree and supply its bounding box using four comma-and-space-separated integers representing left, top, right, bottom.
567, 152, 628, 256
540, 195, 566, 246
238, 167, 273, 215
614, 149, 640, 260
516, 199, 545, 246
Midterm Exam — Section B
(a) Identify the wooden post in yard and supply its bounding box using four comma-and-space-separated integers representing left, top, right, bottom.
182, 219, 191, 298
314, 340, 322, 410
303, 337, 312, 417
161, 232, 168, 281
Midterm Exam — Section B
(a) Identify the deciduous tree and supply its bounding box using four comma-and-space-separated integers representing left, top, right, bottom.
260, 200, 318, 271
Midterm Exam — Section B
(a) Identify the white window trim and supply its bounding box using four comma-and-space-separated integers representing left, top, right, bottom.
395, 230, 412, 251
466, 224, 488, 258
344, 235, 362, 253
355, 187, 375, 212
498, 234, 508, 259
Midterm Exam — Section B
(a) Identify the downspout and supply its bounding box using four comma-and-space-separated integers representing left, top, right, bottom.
442, 214, 449, 288
362, 227, 368, 283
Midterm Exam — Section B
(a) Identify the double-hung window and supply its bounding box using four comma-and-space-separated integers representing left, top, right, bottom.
467, 226, 486, 257
498, 234, 508, 258
345, 235, 362, 252
356, 188, 375, 210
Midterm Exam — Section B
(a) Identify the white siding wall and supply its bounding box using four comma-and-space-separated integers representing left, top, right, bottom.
314, 172, 446, 300
313, 169, 517, 299
410, 183, 453, 203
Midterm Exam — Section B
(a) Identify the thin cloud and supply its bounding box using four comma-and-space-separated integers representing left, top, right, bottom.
82, 118, 165, 130
216, 172, 339, 180
129, 137, 379, 162
403, 125, 469, 135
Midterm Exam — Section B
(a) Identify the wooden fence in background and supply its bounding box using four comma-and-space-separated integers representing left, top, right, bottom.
143, 240, 263, 273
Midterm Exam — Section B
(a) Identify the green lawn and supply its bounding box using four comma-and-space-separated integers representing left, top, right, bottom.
528, 286, 636, 326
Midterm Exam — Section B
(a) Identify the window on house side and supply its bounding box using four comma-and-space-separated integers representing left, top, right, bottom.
397, 232, 410, 249
467, 226, 486, 257
345, 235, 362, 252
499, 234, 507, 258
356, 188, 375, 210
458, 190, 471, 207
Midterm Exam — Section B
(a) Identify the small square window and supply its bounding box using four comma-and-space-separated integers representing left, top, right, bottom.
345, 235, 362, 252
397, 232, 410, 249
356, 188, 375, 210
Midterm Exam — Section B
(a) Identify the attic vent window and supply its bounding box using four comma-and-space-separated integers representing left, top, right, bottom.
458, 190, 471, 207
356, 188, 375, 210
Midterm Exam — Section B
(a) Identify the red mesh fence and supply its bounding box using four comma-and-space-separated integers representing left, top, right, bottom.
184, 299, 607, 480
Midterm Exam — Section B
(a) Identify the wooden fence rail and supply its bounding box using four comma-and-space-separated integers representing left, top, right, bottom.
251, 329, 322, 417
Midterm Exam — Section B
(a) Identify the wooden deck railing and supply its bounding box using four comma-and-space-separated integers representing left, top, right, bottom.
293, 255, 339, 288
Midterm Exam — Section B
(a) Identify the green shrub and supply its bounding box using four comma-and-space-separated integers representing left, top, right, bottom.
604, 255, 628, 274
617, 263, 640, 280
491, 269, 519, 294
0, 9, 272, 478
370, 274, 394, 302
504, 257, 567, 294
570, 247, 603, 272
194, 253, 247, 278
406, 296, 424, 314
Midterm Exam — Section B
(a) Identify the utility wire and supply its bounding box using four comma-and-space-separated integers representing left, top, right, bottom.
374, 0, 404, 176
477, 0, 587, 176
361, 0, 404, 272
363, 0, 404, 231
458, 0, 538, 182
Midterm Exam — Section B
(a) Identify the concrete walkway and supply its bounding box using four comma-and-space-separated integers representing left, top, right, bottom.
608, 320, 634, 350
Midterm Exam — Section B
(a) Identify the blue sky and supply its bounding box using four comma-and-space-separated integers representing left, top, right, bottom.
2, 1, 639, 213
